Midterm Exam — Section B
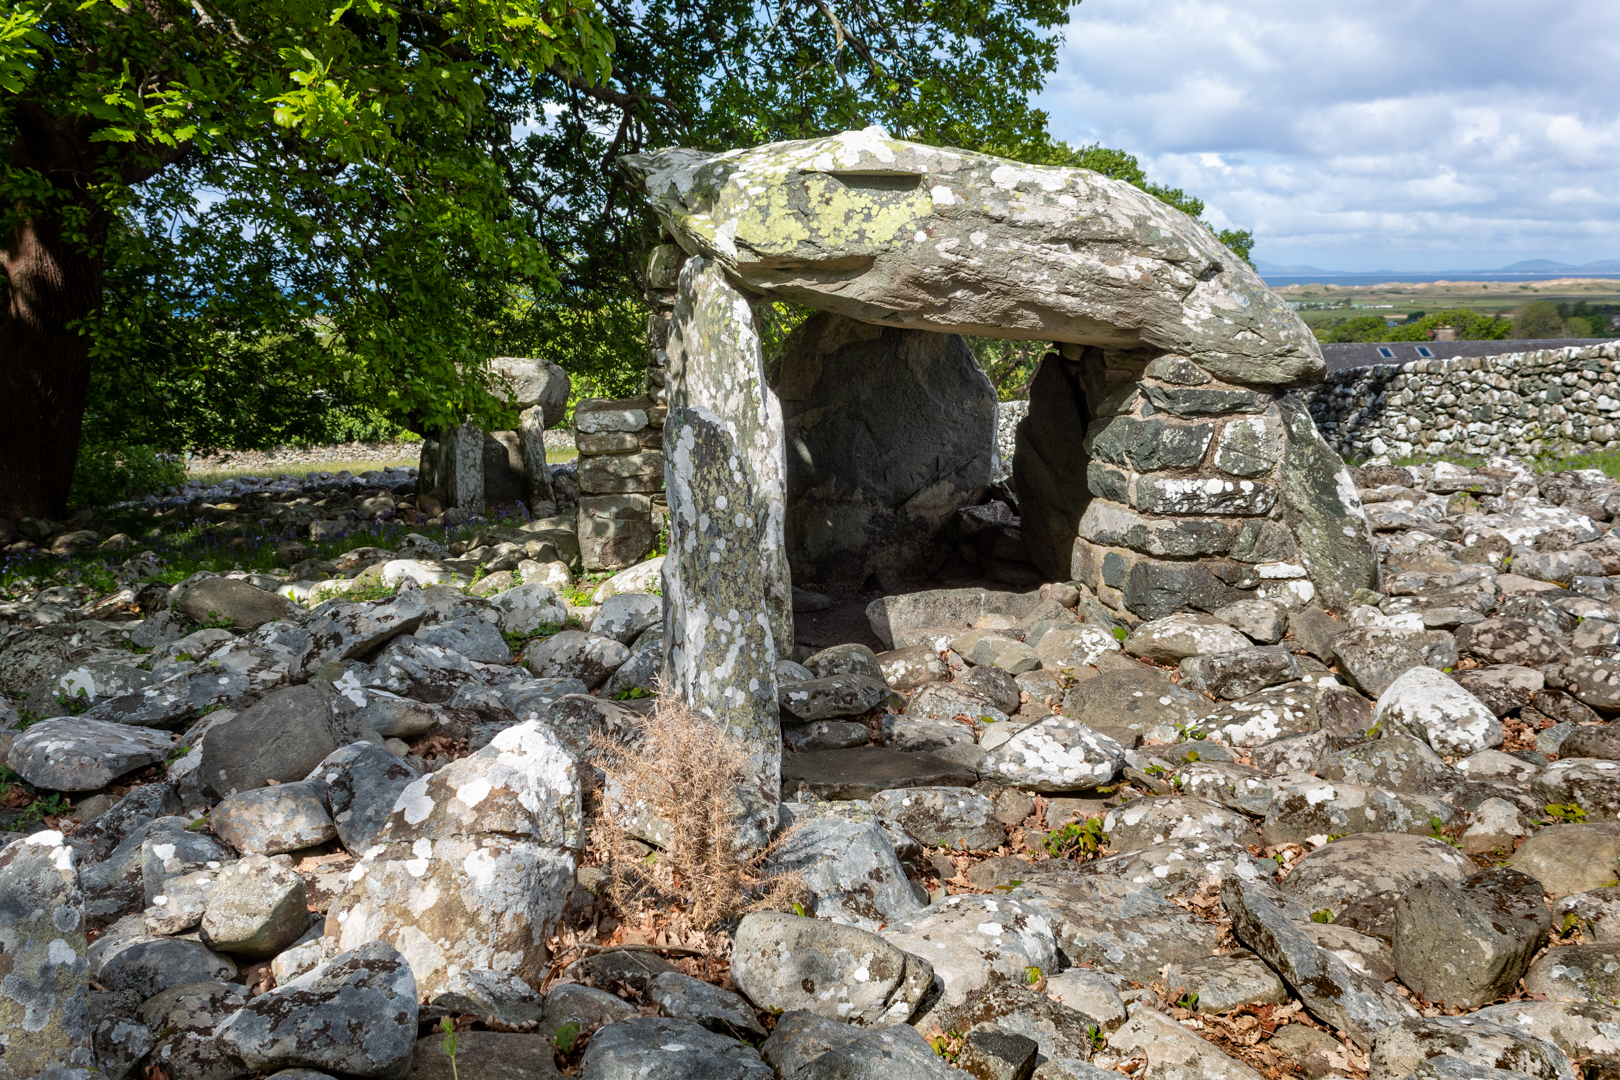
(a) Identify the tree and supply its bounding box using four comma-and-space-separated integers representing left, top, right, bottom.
1317, 316, 1392, 343
9, 0, 1260, 515
1, 0, 614, 520
1514, 301, 1567, 339
1386, 309, 1511, 342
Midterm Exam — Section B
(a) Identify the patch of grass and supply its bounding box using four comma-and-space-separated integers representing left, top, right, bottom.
1, 500, 540, 600
502, 624, 563, 652
1370, 446, 1620, 480
186, 458, 419, 486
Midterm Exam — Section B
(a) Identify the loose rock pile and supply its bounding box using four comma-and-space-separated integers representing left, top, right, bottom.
3, 451, 1620, 1079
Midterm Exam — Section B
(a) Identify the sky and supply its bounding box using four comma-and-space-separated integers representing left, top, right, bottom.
1035, 0, 1620, 272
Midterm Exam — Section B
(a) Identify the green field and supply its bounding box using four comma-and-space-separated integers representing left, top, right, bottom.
1275, 277, 1620, 334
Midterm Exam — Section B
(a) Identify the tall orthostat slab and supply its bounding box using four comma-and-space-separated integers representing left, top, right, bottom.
665, 256, 793, 652
662, 256, 788, 845
623, 128, 1323, 386
1275, 395, 1380, 612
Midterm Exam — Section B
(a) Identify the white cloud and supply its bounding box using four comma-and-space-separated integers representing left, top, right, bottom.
1037, 0, 1620, 269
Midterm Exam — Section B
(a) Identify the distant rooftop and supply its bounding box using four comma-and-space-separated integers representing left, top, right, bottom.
1320, 338, 1614, 373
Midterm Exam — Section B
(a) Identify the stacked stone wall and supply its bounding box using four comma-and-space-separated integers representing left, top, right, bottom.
1299, 343, 1620, 461
573, 397, 666, 570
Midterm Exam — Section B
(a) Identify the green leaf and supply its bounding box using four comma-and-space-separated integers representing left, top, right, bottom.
554, 1021, 580, 1053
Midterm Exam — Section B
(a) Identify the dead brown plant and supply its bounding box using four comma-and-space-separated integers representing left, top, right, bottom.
588, 694, 802, 932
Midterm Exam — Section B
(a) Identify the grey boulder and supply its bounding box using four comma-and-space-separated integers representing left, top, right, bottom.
309, 742, 422, 854
7, 718, 175, 791
198, 683, 338, 796
1368, 1017, 1576, 1080
767, 807, 921, 931
1333, 626, 1459, 698
0, 831, 94, 1075
1373, 666, 1502, 757
578, 1016, 771, 1079
209, 780, 336, 855
521, 630, 629, 689
216, 940, 419, 1080
730, 911, 933, 1028
199, 854, 311, 959
1392, 867, 1552, 1008
869, 786, 1004, 851
779, 674, 890, 722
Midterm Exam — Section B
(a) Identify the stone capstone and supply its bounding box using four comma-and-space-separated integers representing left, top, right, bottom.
623, 129, 1324, 384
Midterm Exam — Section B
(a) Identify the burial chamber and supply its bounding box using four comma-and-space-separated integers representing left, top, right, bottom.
621, 127, 1378, 838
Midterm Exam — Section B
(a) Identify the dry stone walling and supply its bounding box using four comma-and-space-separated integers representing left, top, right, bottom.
623, 127, 1380, 834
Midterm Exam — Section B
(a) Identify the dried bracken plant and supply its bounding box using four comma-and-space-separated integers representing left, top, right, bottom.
589, 695, 802, 932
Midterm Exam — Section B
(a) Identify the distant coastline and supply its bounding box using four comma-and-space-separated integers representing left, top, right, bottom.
1254, 258, 1620, 288
1263, 271, 1620, 287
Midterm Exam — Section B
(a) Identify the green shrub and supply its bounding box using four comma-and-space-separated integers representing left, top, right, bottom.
70, 443, 187, 508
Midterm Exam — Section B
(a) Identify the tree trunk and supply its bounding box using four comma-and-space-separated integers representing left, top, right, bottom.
0, 209, 102, 522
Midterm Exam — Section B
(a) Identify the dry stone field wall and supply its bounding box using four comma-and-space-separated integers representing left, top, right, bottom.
1301, 342, 1620, 461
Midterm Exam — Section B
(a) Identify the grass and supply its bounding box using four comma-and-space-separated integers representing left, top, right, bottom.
1354, 446, 1620, 480
185, 445, 576, 488
1280, 278, 1620, 332
187, 459, 418, 486
0, 497, 547, 598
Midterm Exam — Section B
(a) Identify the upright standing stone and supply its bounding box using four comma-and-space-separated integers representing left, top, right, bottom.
1274, 396, 1379, 611
0, 831, 94, 1075
441, 420, 485, 514
517, 405, 554, 508
665, 254, 792, 651
663, 405, 783, 847
661, 246, 789, 846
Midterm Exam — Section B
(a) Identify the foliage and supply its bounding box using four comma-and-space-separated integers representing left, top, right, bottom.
1385, 309, 1512, 342
69, 444, 187, 508
503, 624, 564, 653
1318, 308, 1512, 344
1544, 802, 1588, 824
1514, 300, 1618, 340
438, 1017, 460, 1080
1557, 300, 1618, 338
1317, 315, 1395, 344
7, 0, 1265, 483
1043, 816, 1107, 859
3, 0, 617, 500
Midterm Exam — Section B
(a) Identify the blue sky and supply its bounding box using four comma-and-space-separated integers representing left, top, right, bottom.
1035, 0, 1620, 271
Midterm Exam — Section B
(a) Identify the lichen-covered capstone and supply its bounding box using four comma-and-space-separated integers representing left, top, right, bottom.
624, 128, 1323, 385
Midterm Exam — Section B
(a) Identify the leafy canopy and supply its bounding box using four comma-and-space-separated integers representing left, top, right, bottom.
2, 0, 615, 453
1318, 308, 1512, 344
9, 0, 1261, 463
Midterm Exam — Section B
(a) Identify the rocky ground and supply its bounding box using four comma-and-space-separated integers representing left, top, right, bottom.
4, 454, 1620, 1080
